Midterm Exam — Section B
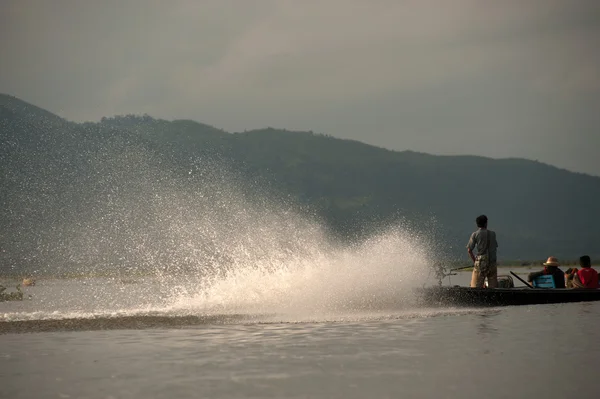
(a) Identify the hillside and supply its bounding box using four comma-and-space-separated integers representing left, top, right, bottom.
225, 129, 599, 259
1, 94, 599, 275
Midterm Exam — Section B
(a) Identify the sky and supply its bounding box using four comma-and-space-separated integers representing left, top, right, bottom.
1, 0, 599, 176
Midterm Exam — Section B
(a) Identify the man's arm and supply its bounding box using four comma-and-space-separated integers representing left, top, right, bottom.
572, 273, 585, 288
466, 233, 476, 263
467, 248, 476, 263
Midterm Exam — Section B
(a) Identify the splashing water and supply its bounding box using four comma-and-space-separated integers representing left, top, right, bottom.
1, 220, 437, 325
168, 223, 433, 317
2, 139, 440, 324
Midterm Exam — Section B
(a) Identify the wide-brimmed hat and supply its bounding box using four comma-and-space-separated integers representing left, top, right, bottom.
543, 256, 560, 267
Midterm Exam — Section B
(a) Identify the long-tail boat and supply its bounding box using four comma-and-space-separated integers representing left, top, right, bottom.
415, 264, 600, 307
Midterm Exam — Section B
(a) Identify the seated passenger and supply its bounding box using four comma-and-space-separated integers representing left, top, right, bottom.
527, 256, 565, 288
566, 256, 599, 289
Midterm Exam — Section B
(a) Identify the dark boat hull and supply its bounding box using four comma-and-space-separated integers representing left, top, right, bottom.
415, 286, 600, 307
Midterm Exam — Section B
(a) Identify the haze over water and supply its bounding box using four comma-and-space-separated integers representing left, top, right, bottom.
2, 0, 600, 396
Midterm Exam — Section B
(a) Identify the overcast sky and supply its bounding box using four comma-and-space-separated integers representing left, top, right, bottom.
1, 0, 599, 176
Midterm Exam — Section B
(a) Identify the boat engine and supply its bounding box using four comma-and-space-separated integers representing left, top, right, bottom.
484, 275, 514, 288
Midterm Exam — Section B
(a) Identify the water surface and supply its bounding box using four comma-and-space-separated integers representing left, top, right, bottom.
1, 272, 598, 398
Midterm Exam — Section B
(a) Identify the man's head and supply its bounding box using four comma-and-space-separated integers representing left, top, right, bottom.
475, 215, 488, 228
579, 255, 592, 268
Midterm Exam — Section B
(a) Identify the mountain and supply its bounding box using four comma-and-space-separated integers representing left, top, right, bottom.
1, 94, 599, 275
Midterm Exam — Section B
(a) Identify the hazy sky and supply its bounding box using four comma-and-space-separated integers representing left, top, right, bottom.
1, 0, 599, 176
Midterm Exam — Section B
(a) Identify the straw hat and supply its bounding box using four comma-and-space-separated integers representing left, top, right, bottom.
543, 256, 560, 267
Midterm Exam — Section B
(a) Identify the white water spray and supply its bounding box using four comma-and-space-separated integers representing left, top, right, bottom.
169, 225, 433, 317
3, 141, 439, 322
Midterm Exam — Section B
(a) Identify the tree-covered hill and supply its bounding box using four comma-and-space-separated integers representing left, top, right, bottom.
2, 93, 599, 274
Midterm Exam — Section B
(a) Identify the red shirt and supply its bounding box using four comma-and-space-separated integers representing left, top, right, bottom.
576, 268, 599, 288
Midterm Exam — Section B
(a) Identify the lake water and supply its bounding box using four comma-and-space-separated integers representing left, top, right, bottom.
1, 270, 599, 399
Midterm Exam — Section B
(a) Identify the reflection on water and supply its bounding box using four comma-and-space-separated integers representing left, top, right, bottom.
577, 301, 595, 316
476, 310, 501, 338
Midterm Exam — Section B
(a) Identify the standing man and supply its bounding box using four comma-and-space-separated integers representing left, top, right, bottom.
467, 215, 498, 288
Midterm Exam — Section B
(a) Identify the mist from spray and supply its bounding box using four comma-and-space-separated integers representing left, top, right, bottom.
3, 120, 440, 322
77, 148, 438, 318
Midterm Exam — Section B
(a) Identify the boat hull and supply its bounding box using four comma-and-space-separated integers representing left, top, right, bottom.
415, 286, 600, 307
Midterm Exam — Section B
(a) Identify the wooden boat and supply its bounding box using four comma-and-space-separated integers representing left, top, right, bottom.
417, 265, 600, 307
415, 285, 600, 307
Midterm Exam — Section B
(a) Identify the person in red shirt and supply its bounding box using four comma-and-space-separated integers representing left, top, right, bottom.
566, 256, 599, 289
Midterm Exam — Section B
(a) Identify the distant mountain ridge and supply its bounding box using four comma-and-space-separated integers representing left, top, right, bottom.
1, 93, 599, 275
